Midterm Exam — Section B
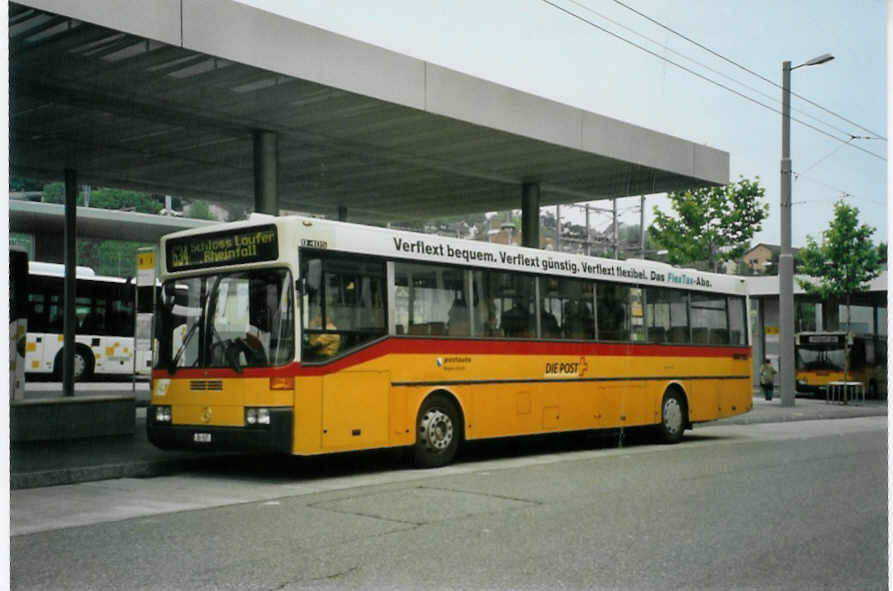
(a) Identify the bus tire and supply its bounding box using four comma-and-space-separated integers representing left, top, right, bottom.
657, 388, 687, 444
412, 393, 461, 469
53, 346, 94, 382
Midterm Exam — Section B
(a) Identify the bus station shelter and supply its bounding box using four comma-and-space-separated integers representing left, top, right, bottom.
10, 0, 728, 239
9, 0, 729, 395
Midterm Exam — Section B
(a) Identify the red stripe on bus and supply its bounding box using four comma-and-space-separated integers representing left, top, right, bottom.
153, 339, 750, 380
152, 338, 751, 379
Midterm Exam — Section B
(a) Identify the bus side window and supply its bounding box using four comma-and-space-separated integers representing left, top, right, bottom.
302, 253, 386, 361
394, 262, 467, 337
691, 293, 729, 345
645, 287, 690, 344
596, 283, 631, 342
27, 293, 47, 333
484, 271, 533, 339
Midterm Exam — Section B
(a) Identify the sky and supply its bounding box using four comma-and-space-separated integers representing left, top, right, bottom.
236, 0, 887, 249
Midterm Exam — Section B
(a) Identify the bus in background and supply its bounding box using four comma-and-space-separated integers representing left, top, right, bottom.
794, 332, 847, 396
849, 333, 887, 399
10, 249, 29, 398
795, 331, 887, 399
148, 215, 752, 467
25, 262, 136, 381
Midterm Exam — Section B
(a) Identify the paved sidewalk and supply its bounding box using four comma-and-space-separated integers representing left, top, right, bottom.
715, 395, 888, 426
10, 410, 245, 490
10, 396, 886, 490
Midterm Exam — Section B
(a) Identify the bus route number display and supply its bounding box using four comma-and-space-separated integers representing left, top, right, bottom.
166, 225, 278, 271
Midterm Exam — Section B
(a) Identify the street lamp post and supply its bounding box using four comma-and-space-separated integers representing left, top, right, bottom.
779, 53, 834, 407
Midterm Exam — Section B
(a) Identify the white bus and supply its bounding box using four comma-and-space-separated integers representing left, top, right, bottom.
24, 262, 143, 380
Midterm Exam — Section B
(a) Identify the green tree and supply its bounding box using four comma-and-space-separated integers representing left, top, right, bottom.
797, 200, 884, 380
42, 182, 65, 202
89, 188, 162, 213
41, 183, 163, 214
797, 200, 884, 312
77, 239, 150, 278
36, 183, 161, 275
10, 176, 43, 192
187, 199, 216, 220
648, 177, 769, 272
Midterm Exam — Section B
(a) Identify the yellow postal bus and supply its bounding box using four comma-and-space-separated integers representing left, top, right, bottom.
148, 215, 752, 467
795, 331, 887, 398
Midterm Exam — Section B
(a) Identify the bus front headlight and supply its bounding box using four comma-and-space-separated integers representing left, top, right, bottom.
154, 405, 172, 423
245, 408, 271, 426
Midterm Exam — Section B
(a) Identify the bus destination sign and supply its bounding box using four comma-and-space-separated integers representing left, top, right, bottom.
166, 225, 278, 271
803, 334, 846, 345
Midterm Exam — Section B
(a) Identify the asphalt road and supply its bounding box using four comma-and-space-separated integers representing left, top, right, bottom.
11, 417, 887, 590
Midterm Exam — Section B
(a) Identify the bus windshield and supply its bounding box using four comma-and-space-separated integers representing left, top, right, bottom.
796, 345, 846, 372
155, 268, 294, 372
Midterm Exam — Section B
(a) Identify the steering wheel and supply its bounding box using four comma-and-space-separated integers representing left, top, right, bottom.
231, 337, 268, 368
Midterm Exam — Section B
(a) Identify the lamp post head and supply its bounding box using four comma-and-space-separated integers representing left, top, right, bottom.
805, 53, 834, 66
793, 53, 835, 69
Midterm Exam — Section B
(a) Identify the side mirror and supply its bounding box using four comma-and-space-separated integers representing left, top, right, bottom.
162, 283, 177, 310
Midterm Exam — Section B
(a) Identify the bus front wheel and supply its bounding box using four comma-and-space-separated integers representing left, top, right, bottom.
657, 389, 687, 444
412, 393, 461, 469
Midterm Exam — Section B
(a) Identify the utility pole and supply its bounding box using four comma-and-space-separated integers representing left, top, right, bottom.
640, 195, 646, 259
779, 52, 834, 408
612, 199, 619, 259
585, 204, 591, 256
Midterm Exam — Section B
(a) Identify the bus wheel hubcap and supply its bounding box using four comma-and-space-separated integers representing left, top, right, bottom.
73, 354, 86, 377
664, 398, 682, 434
420, 409, 453, 451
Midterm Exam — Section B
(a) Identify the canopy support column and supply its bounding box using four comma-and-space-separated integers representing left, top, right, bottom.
63, 169, 77, 396
521, 182, 540, 249
253, 130, 279, 215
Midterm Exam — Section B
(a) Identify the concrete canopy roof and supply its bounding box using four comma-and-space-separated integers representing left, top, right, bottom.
10, 0, 729, 226
9, 199, 215, 244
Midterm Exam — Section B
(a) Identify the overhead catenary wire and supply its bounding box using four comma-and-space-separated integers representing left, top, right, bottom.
539, 0, 886, 162
610, 0, 887, 142
562, 0, 860, 141
791, 173, 885, 206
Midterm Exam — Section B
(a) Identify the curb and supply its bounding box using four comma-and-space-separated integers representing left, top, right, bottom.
11, 455, 244, 490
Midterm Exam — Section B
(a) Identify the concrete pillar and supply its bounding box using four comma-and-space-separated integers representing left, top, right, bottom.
253, 130, 279, 215
63, 169, 77, 397
521, 182, 540, 248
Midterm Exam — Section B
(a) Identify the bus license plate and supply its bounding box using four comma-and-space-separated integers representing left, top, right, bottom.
193, 433, 212, 443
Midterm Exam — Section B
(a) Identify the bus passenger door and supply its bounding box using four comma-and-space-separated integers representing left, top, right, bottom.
321, 371, 390, 450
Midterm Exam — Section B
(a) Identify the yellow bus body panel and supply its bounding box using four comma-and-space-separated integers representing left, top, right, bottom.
154, 348, 751, 456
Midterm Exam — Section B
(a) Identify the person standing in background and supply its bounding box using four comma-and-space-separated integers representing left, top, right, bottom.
760, 357, 777, 401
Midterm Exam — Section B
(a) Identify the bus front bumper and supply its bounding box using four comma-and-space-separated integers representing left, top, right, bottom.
147, 406, 293, 453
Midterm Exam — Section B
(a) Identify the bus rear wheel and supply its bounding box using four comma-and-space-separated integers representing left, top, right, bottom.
412, 394, 461, 468
53, 347, 94, 382
657, 389, 687, 444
